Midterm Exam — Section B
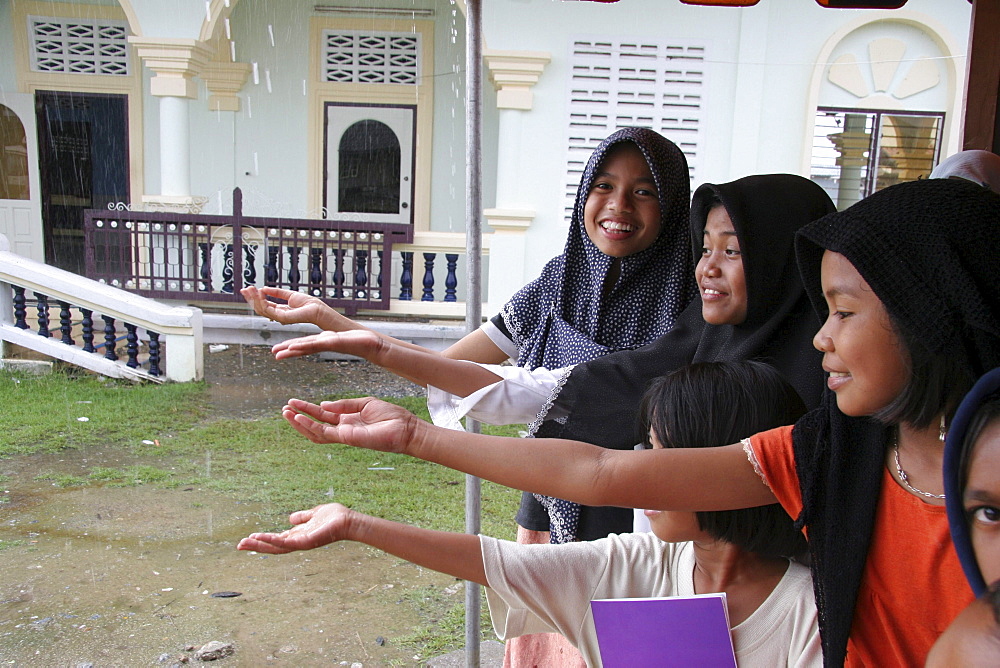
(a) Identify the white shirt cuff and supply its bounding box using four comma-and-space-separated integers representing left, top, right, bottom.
427, 363, 570, 430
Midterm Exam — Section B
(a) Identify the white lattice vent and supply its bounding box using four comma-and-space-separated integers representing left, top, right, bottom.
28, 15, 130, 76
563, 38, 704, 220
322, 31, 421, 85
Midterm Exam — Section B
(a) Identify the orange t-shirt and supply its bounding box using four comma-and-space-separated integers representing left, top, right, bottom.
750, 425, 973, 667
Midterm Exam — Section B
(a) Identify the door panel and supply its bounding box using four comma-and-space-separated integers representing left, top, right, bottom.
0, 94, 43, 260
325, 103, 415, 225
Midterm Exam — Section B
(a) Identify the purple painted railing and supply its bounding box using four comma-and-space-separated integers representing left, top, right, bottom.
81, 189, 461, 316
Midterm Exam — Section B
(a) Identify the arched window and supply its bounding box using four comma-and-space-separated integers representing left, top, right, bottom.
338, 120, 401, 215
324, 103, 415, 225
0, 105, 29, 200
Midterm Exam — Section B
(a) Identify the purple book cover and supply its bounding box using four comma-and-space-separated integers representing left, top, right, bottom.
591, 593, 737, 667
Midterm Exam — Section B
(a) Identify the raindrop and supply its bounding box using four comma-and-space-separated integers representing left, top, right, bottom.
252, 62, 260, 85
268, 24, 275, 48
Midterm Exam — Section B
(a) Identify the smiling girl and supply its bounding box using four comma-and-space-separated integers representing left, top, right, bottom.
275, 179, 1000, 666
242, 127, 695, 372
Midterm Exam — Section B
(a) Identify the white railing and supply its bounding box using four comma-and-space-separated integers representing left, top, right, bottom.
0, 234, 203, 382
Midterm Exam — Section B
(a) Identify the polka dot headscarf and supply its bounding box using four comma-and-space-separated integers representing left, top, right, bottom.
499, 127, 696, 371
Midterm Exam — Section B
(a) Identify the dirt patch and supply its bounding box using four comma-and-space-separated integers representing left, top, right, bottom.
0, 347, 470, 667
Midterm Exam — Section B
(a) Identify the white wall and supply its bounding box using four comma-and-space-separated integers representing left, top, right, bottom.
0, 0, 18, 91
481, 0, 971, 292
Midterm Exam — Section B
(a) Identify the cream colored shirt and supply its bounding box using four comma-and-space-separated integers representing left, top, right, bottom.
480, 533, 821, 668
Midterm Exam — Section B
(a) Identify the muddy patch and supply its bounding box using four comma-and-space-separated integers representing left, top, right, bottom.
0, 450, 460, 667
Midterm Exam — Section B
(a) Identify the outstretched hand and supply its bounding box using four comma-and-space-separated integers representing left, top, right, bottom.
237, 503, 354, 554
282, 397, 420, 454
271, 330, 384, 362
241, 286, 346, 329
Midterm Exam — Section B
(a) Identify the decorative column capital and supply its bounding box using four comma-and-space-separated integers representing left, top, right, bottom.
201, 61, 252, 111
129, 37, 213, 98
484, 208, 535, 232
484, 50, 551, 111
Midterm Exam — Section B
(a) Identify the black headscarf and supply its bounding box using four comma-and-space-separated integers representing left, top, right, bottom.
498, 127, 696, 370
791, 178, 1000, 666
532, 174, 834, 542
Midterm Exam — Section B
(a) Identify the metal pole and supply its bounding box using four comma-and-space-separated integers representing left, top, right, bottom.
463, 0, 483, 666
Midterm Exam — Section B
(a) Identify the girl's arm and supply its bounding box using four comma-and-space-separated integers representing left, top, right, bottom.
242, 286, 510, 363
237, 502, 487, 585
282, 397, 779, 512
270, 330, 503, 396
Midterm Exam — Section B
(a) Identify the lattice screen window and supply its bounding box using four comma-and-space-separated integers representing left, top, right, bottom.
322, 31, 421, 85
810, 107, 944, 211
27, 15, 130, 76
563, 39, 704, 219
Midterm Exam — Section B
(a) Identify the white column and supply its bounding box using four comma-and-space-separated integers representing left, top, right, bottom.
129, 38, 212, 210
483, 50, 551, 313
159, 96, 190, 197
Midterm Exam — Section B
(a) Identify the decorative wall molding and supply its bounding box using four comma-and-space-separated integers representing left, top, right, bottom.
483, 208, 535, 232
129, 37, 213, 98
484, 50, 551, 110
201, 61, 252, 111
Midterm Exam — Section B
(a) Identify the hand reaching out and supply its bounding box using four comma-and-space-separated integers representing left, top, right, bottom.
271, 330, 384, 362
282, 397, 421, 454
241, 286, 351, 331
237, 503, 354, 554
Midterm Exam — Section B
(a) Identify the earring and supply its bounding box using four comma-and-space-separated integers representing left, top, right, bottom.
939, 415, 947, 442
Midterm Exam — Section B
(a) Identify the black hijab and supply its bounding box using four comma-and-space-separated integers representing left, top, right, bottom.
791, 178, 1000, 666
532, 174, 834, 542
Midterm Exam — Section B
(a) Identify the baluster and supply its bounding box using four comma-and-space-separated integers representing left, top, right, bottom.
13, 286, 28, 329
81, 308, 95, 353
148, 332, 161, 377
221, 243, 234, 294
124, 323, 139, 369
331, 249, 345, 298
58, 301, 75, 345
421, 253, 436, 302
355, 250, 369, 299
199, 242, 211, 291
102, 315, 118, 361
244, 244, 258, 286
444, 254, 459, 303
287, 246, 301, 291
309, 248, 324, 297
34, 293, 51, 337
375, 250, 384, 300
265, 246, 279, 286
399, 252, 413, 301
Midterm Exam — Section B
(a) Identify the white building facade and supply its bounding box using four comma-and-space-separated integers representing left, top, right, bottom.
0, 0, 972, 321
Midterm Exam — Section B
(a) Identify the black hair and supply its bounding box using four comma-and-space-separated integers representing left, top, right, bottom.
638, 360, 808, 559
872, 316, 977, 430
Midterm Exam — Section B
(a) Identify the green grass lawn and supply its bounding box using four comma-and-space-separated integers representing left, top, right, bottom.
0, 369, 523, 537
0, 367, 527, 659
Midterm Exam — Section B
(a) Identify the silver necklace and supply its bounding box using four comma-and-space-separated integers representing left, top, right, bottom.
892, 434, 945, 500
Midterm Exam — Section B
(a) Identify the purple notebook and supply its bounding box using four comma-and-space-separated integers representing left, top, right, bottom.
591, 593, 737, 667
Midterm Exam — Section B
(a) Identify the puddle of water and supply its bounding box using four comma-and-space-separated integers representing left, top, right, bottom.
0, 450, 461, 666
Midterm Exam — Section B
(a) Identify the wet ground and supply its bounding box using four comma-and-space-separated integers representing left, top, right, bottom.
0, 346, 467, 667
